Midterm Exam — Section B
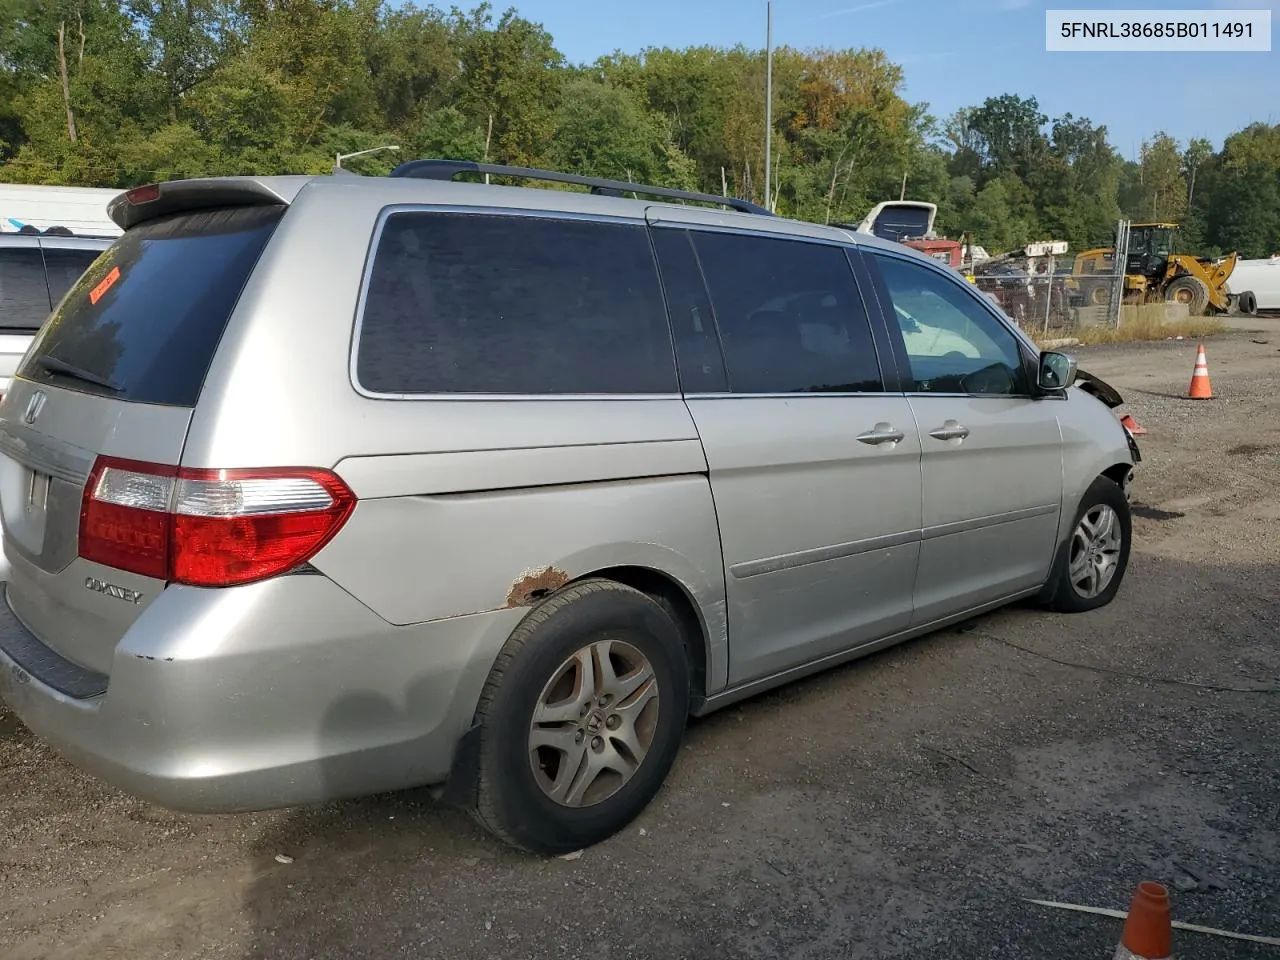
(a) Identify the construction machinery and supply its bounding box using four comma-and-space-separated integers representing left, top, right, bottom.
1070, 222, 1254, 315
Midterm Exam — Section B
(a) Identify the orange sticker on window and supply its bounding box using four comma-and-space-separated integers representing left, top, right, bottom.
89, 266, 121, 305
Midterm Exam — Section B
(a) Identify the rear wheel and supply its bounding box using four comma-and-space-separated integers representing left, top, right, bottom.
471, 579, 689, 855
1164, 275, 1210, 315
1043, 476, 1132, 613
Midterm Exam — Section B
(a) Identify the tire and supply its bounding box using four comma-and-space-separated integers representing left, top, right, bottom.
1088, 283, 1109, 306
1042, 476, 1132, 614
471, 579, 690, 855
1238, 290, 1258, 316
1163, 275, 1210, 315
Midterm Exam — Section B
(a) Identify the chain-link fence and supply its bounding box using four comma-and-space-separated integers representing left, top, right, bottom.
972, 273, 1120, 337
969, 222, 1136, 338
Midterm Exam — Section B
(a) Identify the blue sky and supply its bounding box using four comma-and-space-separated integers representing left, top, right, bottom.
504, 0, 1279, 156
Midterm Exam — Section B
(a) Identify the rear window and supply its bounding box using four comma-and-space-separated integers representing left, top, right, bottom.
0, 246, 51, 331
356, 211, 677, 395
18, 205, 283, 406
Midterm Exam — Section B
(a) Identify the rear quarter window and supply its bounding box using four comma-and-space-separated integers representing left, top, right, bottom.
18, 206, 283, 406
355, 211, 678, 395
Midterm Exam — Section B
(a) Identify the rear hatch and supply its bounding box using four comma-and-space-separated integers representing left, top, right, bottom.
0, 201, 285, 679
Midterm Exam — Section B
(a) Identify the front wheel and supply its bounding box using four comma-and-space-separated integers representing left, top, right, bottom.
1164, 275, 1210, 315
471, 579, 690, 855
1043, 476, 1132, 613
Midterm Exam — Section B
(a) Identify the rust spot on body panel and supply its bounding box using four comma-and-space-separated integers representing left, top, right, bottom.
506, 566, 569, 607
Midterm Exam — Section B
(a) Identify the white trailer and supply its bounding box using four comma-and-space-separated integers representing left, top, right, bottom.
0, 183, 123, 237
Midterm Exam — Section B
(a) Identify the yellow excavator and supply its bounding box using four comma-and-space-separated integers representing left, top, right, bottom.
1070, 223, 1254, 316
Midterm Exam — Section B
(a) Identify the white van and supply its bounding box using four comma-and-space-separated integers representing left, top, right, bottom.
1231, 255, 1280, 313
0, 184, 120, 397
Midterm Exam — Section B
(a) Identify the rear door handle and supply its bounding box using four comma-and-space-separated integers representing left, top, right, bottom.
856, 423, 906, 446
928, 421, 970, 442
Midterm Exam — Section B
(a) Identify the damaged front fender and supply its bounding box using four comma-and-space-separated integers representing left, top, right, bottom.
1072, 367, 1142, 464
1071, 368, 1123, 408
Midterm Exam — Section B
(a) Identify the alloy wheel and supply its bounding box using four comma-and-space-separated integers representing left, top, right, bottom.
528, 639, 660, 807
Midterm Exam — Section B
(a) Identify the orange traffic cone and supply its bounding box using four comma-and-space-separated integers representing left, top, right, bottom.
1119, 414, 1147, 436
1188, 344, 1214, 399
1113, 881, 1173, 959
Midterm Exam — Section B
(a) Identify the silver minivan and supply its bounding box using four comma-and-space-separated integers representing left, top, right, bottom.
0, 163, 1137, 854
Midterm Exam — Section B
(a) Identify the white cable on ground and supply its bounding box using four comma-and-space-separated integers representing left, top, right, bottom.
1024, 898, 1280, 947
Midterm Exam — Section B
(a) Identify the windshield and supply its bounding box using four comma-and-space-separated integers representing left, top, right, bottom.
1148, 228, 1174, 257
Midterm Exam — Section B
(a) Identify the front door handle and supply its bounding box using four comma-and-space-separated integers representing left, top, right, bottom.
928, 420, 970, 442
856, 423, 906, 446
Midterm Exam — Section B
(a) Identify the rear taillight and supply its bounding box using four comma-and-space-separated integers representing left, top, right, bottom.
79, 457, 355, 587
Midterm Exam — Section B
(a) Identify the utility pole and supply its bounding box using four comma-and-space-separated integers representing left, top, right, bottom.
764, 0, 773, 212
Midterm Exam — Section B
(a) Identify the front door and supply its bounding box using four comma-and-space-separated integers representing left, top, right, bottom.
863, 249, 1063, 626
649, 222, 923, 687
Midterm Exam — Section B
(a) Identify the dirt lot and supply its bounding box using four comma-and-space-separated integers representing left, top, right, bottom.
3, 322, 1279, 960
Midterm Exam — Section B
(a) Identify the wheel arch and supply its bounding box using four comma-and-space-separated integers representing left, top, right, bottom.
574, 565, 713, 713
439, 559, 722, 812
1102, 461, 1133, 490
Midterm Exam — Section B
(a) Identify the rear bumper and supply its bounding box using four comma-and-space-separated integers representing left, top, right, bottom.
0, 575, 523, 812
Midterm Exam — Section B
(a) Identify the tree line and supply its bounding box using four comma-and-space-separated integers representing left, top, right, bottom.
2, 0, 1278, 258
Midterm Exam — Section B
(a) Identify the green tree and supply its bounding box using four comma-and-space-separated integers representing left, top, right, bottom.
0, 0, 1272, 265
406, 104, 486, 162
369, 3, 458, 129
126, 0, 245, 122
551, 78, 664, 183
453, 4, 563, 167
967, 94, 1048, 181
1206, 123, 1280, 257
968, 174, 1037, 253
1036, 113, 1121, 249
245, 0, 381, 145
1134, 132, 1187, 223
1183, 136, 1213, 207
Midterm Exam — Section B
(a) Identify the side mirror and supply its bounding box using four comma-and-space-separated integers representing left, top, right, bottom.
1037, 350, 1078, 392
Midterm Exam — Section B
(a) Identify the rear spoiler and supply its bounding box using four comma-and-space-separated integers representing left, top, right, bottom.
108, 177, 314, 231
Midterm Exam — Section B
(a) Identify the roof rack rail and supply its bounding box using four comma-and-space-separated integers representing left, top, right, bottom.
388, 159, 772, 216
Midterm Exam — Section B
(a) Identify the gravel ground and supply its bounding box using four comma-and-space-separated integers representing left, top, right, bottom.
3, 321, 1279, 960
